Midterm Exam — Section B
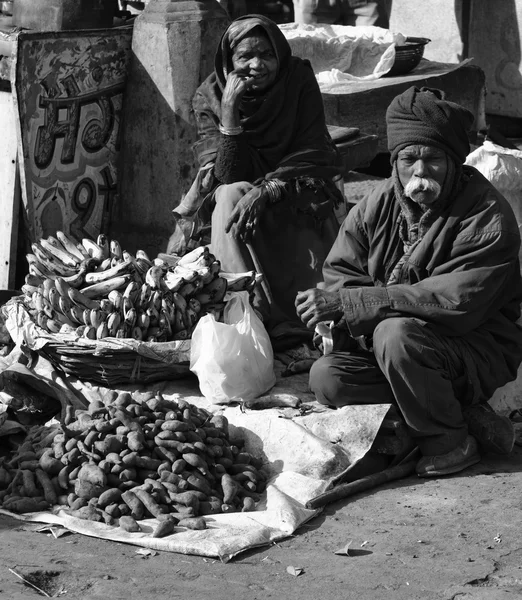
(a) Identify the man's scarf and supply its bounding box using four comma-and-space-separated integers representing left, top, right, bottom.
386, 86, 475, 165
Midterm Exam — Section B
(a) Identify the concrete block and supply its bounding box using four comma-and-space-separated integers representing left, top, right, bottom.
115, 0, 229, 257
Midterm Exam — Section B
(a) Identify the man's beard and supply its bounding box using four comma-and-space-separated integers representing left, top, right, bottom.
404, 177, 442, 206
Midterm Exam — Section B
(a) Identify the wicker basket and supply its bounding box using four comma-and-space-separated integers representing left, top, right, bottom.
385, 37, 431, 77
6, 298, 193, 387
39, 339, 193, 387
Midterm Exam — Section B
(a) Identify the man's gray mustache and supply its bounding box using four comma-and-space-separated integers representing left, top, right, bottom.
404, 177, 441, 197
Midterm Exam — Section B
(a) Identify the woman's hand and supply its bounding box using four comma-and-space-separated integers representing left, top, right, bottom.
295, 288, 344, 329
225, 185, 268, 243
221, 69, 256, 128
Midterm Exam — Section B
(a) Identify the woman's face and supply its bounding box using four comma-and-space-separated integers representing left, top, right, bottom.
231, 31, 278, 93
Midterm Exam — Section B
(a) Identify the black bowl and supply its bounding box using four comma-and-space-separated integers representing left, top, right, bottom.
384, 37, 431, 77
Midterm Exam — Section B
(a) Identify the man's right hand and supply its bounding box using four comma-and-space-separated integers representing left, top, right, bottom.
295, 288, 344, 329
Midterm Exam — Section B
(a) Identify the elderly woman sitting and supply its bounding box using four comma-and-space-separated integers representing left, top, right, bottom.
169, 14, 343, 350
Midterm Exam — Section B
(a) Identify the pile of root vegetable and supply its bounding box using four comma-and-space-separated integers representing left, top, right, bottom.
21, 231, 259, 342
0, 391, 266, 537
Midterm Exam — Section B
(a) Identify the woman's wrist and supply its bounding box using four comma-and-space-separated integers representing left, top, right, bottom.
263, 179, 284, 204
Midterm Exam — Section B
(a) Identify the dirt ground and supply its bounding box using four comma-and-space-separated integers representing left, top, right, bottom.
1, 172, 521, 600
0, 445, 521, 600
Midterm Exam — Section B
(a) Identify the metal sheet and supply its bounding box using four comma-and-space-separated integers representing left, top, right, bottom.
12, 28, 132, 243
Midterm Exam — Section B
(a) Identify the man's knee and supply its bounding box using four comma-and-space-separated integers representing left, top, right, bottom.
373, 317, 421, 363
309, 356, 346, 407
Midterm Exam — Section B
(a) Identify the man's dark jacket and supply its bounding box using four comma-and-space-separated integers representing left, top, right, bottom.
323, 166, 522, 401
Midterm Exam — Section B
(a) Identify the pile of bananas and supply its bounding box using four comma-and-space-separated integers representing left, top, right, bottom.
22, 232, 259, 343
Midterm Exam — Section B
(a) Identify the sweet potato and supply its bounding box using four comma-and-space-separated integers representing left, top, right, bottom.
78, 464, 107, 487
221, 473, 238, 505
4, 496, 49, 513
35, 469, 58, 505
97, 487, 123, 509
152, 516, 177, 538
39, 449, 63, 476
21, 470, 39, 497
177, 517, 207, 530
133, 488, 167, 519
121, 490, 145, 520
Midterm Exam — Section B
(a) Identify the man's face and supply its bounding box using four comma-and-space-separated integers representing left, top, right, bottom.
396, 145, 448, 207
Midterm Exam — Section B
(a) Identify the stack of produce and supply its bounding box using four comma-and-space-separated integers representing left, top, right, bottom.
0, 392, 266, 537
21, 232, 259, 343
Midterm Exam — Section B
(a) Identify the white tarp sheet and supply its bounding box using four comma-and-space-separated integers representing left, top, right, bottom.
0, 398, 390, 561
280, 24, 406, 89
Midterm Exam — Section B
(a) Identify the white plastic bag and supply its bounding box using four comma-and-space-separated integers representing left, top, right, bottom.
189, 292, 276, 404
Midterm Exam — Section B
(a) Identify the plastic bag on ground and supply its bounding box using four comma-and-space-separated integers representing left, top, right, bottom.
190, 291, 276, 404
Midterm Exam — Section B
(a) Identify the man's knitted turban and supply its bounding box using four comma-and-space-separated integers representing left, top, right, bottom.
386, 86, 475, 165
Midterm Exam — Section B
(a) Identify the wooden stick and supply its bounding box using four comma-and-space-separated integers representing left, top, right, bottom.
306, 459, 417, 509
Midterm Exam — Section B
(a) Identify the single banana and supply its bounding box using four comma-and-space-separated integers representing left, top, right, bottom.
48, 287, 62, 312
107, 312, 121, 337
40, 237, 80, 268
52, 310, 75, 327
136, 310, 150, 330
146, 306, 159, 327
59, 294, 72, 315
55, 230, 87, 262
123, 281, 140, 304
25, 273, 44, 288
201, 276, 228, 302
69, 305, 85, 325
68, 286, 101, 310
96, 322, 109, 340
84, 325, 97, 340
99, 299, 114, 314
80, 275, 132, 299
159, 309, 172, 337
150, 290, 163, 312
131, 326, 143, 341
171, 292, 188, 313
178, 280, 202, 299
124, 308, 137, 328
96, 234, 111, 261
46, 318, 62, 334
83, 260, 133, 285
115, 327, 126, 338
29, 262, 51, 279
82, 308, 91, 327
163, 271, 185, 292
59, 323, 76, 335
110, 239, 123, 261
173, 329, 189, 340
135, 258, 153, 275
122, 296, 134, 320
177, 246, 209, 266
54, 277, 71, 299
22, 283, 39, 297
145, 265, 167, 290
82, 238, 105, 263
173, 309, 186, 333
172, 265, 199, 283
95, 257, 112, 272
108, 290, 123, 312
188, 297, 202, 314
138, 283, 152, 309
75, 325, 87, 337
136, 249, 152, 262
37, 312, 48, 330
42, 278, 56, 301
90, 308, 104, 329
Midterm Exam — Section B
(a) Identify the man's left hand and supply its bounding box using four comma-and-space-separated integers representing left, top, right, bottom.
295, 288, 344, 329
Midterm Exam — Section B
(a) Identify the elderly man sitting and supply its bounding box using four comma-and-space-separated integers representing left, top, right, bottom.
295, 86, 522, 477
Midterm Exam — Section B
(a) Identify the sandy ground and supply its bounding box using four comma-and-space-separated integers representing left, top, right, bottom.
0, 446, 521, 600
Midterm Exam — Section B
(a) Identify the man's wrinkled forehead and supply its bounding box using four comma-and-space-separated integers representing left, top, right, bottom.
397, 145, 447, 159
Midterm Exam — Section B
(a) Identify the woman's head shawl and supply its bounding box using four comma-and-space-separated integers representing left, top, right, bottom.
215, 15, 290, 87
192, 14, 340, 181
386, 86, 475, 165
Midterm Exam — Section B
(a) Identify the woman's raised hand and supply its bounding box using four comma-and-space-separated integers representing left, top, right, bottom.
221, 70, 255, 127
225, 185, 268, 243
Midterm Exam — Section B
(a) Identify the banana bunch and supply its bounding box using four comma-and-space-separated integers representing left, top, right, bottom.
22, 235, 260, 343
